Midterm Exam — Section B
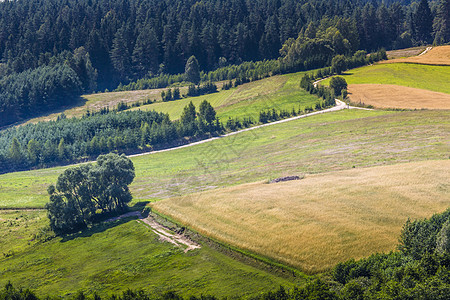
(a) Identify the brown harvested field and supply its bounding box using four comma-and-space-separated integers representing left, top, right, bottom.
152, 160, 450, 273
348, 84, 450, 109
22, 87, 186, 125
381, 45, 450, 65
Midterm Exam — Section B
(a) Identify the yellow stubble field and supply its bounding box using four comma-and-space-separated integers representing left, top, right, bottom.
153, 160, 450, 273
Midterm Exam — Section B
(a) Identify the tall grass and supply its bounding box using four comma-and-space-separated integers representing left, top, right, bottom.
0, 214, 296, 298
153, 160, 450, 273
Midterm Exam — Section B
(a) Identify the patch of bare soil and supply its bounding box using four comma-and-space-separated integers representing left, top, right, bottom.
348, 84, 450, 110
382, 46, 450, 65
106, 211, 200, 252
139, 217, 201, 252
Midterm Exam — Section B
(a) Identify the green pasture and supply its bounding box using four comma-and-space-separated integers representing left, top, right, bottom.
1, 109, 448, 209
0, 211, 295, 298
321, 63, 450, 94
131, 72, 318, 121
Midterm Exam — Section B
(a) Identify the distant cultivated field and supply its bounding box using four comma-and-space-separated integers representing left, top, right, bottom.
385, 46, 427, 59
153, 160, 450, 273
24, 72, 317, 124
1, 109, 449, 209
322, 63, 450, 95
132, 72, 317, 121
382, 45, 450, 65
0, 211, 294, 298
348, 84, 450, 109
23, 87, 177, 125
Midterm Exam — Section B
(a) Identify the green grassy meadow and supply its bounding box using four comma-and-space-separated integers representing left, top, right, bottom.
23, 71, 318, 125
321, 63, 450, 94
0, 211, 296, 298
132, 72, 318, 121
1, 109, 448, 209
1, 81, 449, 296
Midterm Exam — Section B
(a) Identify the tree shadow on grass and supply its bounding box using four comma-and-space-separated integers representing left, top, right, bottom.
60, 216, 140, 243
60, 201, 151, 243
0, 96, 87, 130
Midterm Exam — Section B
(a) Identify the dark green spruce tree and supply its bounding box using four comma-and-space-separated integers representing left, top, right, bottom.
132, 26, 159, 78
185, 55, 200, 85
110, 25, 131, 82
414, 0, 434, 44
433, 0, 450, 44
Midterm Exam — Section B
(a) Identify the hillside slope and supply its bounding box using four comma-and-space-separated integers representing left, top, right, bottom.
153, 160, 450, 273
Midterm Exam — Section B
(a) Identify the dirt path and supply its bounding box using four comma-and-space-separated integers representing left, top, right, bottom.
139, 217, 201, 252
106, 211, 201, 252
418, 46, 433, 56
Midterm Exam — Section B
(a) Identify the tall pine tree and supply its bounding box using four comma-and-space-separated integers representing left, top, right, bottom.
185, 55, 200, 84
132, 26, 159, 78
413, 0, 433, 44
110, 26, 131, 82
433, 0, 450, 44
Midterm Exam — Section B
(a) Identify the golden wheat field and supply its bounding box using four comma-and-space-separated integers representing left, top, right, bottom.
348, 84, 450, 109
382, 45, 450, 65
153, 160, 450, 273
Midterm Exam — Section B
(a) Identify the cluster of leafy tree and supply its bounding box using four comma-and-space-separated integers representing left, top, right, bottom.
298, 49, 387, 103
46, 153, 135, 234
300, 74, 339, 107
0, 101, 222, 173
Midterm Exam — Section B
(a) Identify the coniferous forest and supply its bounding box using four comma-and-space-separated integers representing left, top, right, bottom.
0, 0, 449, 127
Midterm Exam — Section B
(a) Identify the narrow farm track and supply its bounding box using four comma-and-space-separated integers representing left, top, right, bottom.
129, 99, 366, 159
106, 211, 201, 252
418, 46, 432, 56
